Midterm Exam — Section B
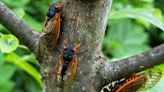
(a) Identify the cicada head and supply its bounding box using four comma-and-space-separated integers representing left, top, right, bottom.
62, 40, 80, 67
63, 45, 75, 62
55, 3, 64, 11
63, 40, 80, 54
47, 1, 63, 20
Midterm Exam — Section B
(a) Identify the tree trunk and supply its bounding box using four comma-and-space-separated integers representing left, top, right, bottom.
0, 0, 164, 92
39, 0, 113, 92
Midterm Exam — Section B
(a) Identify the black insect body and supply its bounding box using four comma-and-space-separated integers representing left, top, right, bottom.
62, 45, 75, 77
47, 3, 63, 21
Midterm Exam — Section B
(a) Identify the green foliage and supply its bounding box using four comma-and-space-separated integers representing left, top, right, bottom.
13, 8, 25, 18
0, 0, 164, 92
0, 53, 16, 92
0, 34, 19, 53
5, 53, 42, 86
103, 0, 164, 60
109, 9, 164, 31
23, 14, 42, 32
102, 0, 164, 92
103, 0, 164, 92
3, 0, 30, 8
0, 0, 53, 91
103, 19, 150, 59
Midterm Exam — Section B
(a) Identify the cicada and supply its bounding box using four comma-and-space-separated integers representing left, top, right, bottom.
42, 0, 63, 54
102, 68, 162, 92
54, 40, 80, 86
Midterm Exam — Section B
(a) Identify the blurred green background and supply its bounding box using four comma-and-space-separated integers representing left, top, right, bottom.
0, 0, 164, 92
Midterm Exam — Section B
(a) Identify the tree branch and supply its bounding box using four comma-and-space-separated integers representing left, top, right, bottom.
2, 0, 163, 92
37, 0, 113, 91
0, 2, 39, 52
98, 43, 164, 90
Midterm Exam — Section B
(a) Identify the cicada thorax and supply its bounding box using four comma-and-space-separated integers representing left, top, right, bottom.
102, 68, 161, 92
54, 40, 80, 86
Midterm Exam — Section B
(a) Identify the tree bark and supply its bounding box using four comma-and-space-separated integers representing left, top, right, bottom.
0, 0, 164, 92
98, 43, 164, 90
38, 0, 113, 91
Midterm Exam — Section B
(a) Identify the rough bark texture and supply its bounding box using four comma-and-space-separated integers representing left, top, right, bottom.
0, 0, 164, 92
39, 0, 113, 92
61, 0, 112, 91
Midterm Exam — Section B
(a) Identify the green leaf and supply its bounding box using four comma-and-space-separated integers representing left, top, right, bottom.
0, 80, 14, 92
5, 53, 42, 86
0, 34, 19, 53
3, 0, 30, 8
0, 62, 16, 92
23, 15, 42, 32
109, 9, 164, 31
0, 64, 16, 80
0, 25, 3, 31
20, 54, 39, 66
13, 8, 25, 18
160, 32, 164, 40
103, 19, 150, 59
0, 53, 5, 67
24, 77, 42, 92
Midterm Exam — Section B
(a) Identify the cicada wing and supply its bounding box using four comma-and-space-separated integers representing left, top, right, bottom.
115, 75, 147, 92
63, 56, 78, 82
42, 17, 49, 30
115, 68, 161, 92
101, 68, 162, 92
54, 54, 64, 86
42, 13, 61, 53
54, 13, 61, 42
136, 68, 162, 92
102, 81, 123, 92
